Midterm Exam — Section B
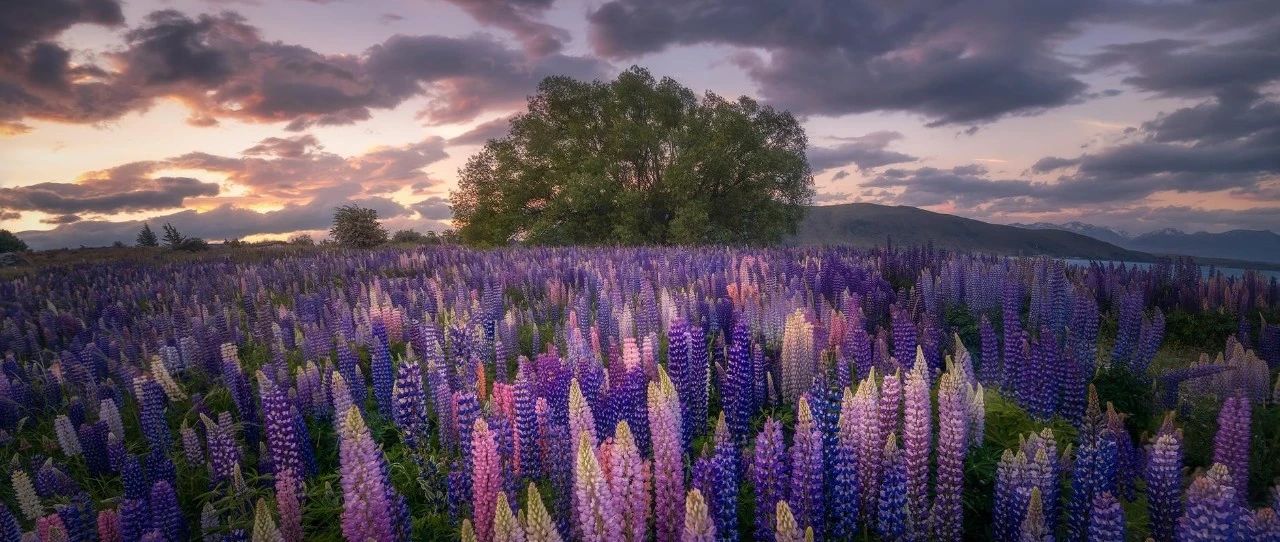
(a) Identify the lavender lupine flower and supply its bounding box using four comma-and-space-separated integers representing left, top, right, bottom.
855, 370, 883, 526
99, 399, 125, 443
902, 358, 932, 528
1212, 395, 1252, 499
371, 336, 396, 417
930, 371, 967, 541
1146, 415, 1184, 542
138, 380, 171, 452
472, 418, 502, 542
890, 303, 916, 369
829, 388, 861, 540
1, 504, 21, 542
335, 341, 367, 410
275, 471, 303, 542
523, 483, 564, 542
202, 412, 240, 484
259, 372, 304, 481
1087, 492, 1125, 542
574, 433, 622, 542
609, 421, 650, 542
685, 324, 709, 449
119, 498, 148, 542
682, 489, 715, 542
789, 397, 825, 539
650, 367, 685, 542
877, 434, 907, 542
180, 423, 203, 467
392, 357, 429, 449
150, 480, 184, 542
753, 418, 789, 542
337, 407, 395, 542
879, 369, 903, 445
1179, 464, 1246, 542
53, 415, 81, 457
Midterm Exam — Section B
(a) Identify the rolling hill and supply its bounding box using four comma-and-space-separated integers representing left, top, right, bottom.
791, 203, 1148, 260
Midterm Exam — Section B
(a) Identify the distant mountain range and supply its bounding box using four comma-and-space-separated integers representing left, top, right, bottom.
1011, 222, 1280, 264
792, 203, 1145, 260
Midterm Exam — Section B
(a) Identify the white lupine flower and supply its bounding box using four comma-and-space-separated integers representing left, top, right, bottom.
11, 469, 41, 521
151, 355, 187, 401
54, 414, 82, 456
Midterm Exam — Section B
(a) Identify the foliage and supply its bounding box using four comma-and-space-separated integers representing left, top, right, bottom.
136, 223, 159, 247
0, 229, 27, 253
390, 229, 443, 245
451, 66, 813, 246
175, 237, 210, 251
330, 205, 388, 248
288, 233, 316, 246
162, 222, 185, 248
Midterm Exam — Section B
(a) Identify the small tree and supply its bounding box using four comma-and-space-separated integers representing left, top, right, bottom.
331, 205, 388, 248
137, 223, 159, 247
161, 223, 185, 248
175, 237, 209, 251
0, 230, 28, 253
288, 233, 316, 246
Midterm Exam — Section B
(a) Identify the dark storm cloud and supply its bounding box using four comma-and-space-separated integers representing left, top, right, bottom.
411, 196, 453, 220
1087, 28, 1280, 98
1, 9, 609, 131
16, 194, 410, 249
589, 0, 1100, 125
807, 131, 916, 172
0, 165, 220, 214
0, 211, 22, 220
40, 214, 81, 224
0, 0, 123, 55
588, 0, 1280, 125
441, 0, 569, 56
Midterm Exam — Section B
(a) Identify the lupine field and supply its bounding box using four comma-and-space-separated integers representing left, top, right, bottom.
2, 245, 1279, 542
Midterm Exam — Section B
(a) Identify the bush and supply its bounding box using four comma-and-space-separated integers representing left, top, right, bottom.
330, 205, 388, 248
391, 229, 428, 244
174, 237, 209, 252
288, 233, 316, 246
0, 230, 28, 253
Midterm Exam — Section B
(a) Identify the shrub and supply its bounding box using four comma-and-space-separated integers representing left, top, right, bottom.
0, 230, 28, 253
174, 237, 209, 252
288, 233, 315, 246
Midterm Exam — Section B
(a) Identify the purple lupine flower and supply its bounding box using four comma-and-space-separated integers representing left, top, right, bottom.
371, 336, 395, 419
931, 371, 968, 541
891, 303, 916, 370
138, 379, 171, 453
1019, 487, 1049, 542
1146, 417, 1184, 542
788, 397, 824, 539
1212, 395, 1252, 500
150, 480, 184, 542
335, 340, 367, 410
337, 407, 395, 542
96, 508, 120, 542
514, 361, 540, 481
752, 418, 789, 542
258, 372, 304, 481
877, 434, 907, 542
1087, 492, 1124, 542
902, 359, 932, 528
709, 415, 738, 542
1001, 280, 1023, 392
202, 412, 240, 484
2, 504, 22, 542
1179, 464, 1246, 542
724, 320, 753, 443
978, 315, 1000, 385
119, 498, 148, 542
829, 388, 861, 540
392, 357, 428, 448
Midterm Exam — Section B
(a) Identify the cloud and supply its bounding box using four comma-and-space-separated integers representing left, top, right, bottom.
1, 10, 610, 132
0, 165, 220, 215
411, 196, 452, 220
589, 0, 1097, 124
0, 211, 22, 220
449, 116, 514, 146
808, 131, 916, 172
17, 192, 410, 249
0, 0, 123, 55
831, 170, 849, 181
441, 0, 569, 56
1087, 29, 1280, 98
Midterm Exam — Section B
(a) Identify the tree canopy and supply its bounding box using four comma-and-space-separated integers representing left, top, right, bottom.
450, 67, 813, 246
331, 204, 388, 248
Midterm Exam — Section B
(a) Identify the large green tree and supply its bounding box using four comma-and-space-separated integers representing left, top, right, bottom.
451, 67, 813, 246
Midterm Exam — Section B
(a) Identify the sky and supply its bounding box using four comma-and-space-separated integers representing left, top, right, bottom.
2, 0, 1278, 249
